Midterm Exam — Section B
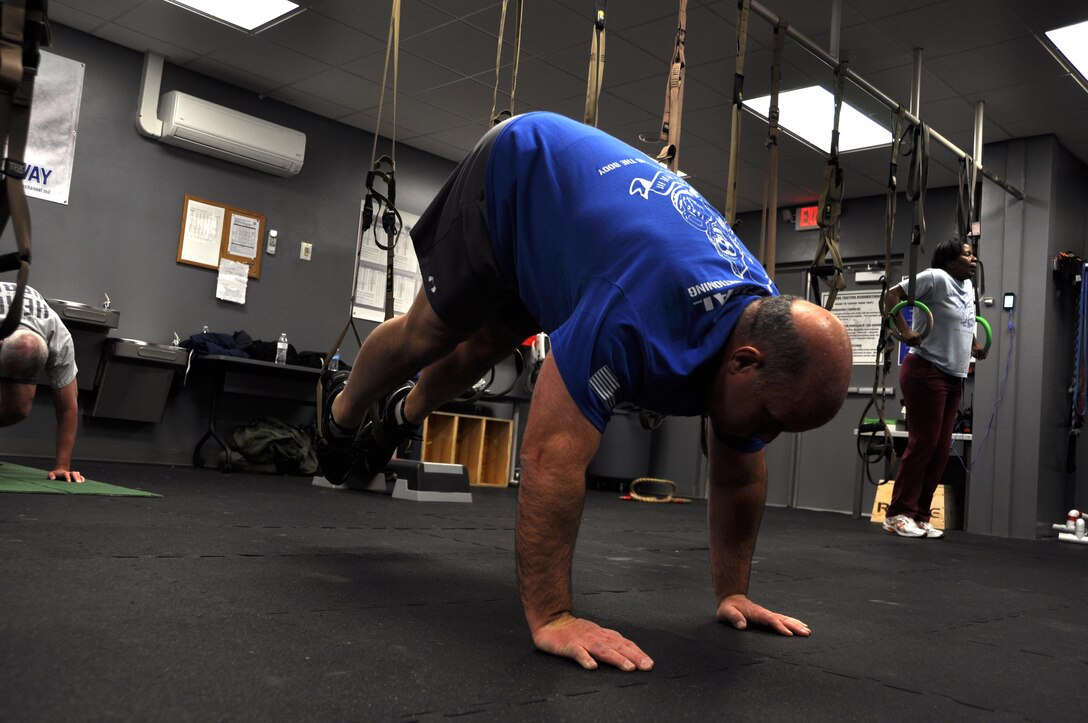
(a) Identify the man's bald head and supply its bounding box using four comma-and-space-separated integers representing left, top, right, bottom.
711, 295, 853, 442
0, 328, 48, 383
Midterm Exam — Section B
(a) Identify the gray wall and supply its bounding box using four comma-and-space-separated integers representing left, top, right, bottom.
968, 136, 1088, 538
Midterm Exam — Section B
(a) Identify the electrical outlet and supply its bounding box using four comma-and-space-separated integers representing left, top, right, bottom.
299, 241, 312, 261
266, 229, 278, 255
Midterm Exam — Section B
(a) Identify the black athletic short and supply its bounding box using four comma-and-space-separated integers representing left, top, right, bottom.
410, 120, 539, 336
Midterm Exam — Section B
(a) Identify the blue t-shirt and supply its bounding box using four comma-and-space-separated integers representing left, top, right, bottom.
486, 112, 777, 441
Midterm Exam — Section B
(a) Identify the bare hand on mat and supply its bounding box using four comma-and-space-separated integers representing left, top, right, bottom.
717, 593, 810, 637
532, 613, 654, 671
49, 467, 84, 483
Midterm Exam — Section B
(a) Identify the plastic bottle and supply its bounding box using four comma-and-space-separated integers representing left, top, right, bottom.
275, 332, 289, 365
202, 324, 209, 334
330, 349, 341, 371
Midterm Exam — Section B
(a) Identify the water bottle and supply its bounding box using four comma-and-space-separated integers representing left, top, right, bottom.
202, 324, 209, 334
275, 332, 289, 365
330, 349, 341, 371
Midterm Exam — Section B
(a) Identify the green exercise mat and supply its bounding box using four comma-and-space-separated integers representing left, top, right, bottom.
0, 461, 160, 497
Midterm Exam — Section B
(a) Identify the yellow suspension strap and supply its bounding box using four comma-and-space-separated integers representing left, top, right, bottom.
656, 0, 687, 174
857, 108, 908, 488
583, 0, 606, 127
757, 19, 787, 280
808, 59, 848, 310
489, 0, 524, 126
0, 0, 49, 340
724, 0, 750, 225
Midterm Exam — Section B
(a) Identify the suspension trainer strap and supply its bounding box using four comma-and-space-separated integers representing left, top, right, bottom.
757, 19, 786, 280
809, 59, 848, 310
584, 0, 606, 126
656, 0, 687, 173
0, 0, 48, 341
724, 0, 750, 225
904, 121, 929, 306
365, 0, 403, 322
370, 0, 399, 169
857, 108, 909, 487
490, 0, 524, 126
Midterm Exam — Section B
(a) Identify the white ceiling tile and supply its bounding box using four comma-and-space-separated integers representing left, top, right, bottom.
342, 50, 463, 96
291, 67, 383, 111
266, 86, 355, 120
111, 1, 240, 55
186, 56, 279, 94
209, 36, 329, 86
258, 9, 385, 66
54, 0, 146, 22
401, 20, 504, 77
49, 3, 111, 33
314, 0, 452, 38
94, 23, 200, 65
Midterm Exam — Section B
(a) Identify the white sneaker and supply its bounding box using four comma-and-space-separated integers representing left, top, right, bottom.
916, 520, 945, 539
883, 514, 925, 538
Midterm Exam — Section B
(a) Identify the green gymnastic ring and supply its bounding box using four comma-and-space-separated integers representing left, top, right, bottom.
886, 300, 933, 343
976, 316, 992, 357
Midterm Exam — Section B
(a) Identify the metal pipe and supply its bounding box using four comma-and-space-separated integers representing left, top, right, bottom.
910, 48, 922, 117
829, 0, 842, 61
973, 101, 985, 170
746, 0, 1024, 200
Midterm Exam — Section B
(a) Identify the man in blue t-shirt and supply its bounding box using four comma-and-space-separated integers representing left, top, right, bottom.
316, 113, 853, 671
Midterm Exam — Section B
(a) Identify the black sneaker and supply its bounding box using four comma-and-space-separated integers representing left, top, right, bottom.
314, 369, 356, 484
353, 381, 421, 479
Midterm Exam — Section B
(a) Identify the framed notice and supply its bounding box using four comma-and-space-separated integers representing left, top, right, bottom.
177, 195, 266, 278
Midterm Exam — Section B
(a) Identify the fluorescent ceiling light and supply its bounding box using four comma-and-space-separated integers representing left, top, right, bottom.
743, 85, 892, 153
1045, 19, 1088, 85
166, 0, 300, 32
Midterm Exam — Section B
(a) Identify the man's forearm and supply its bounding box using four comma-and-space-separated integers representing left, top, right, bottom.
54, 405, 77, 469
515, 461, 584, 630
707, 454, 767, 602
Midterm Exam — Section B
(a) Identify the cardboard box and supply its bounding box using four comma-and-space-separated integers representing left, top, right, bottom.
871, 480, 961, 530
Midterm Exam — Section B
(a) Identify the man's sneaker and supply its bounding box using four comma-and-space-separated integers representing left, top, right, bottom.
353, 381, 421, 479
916, 520, 945, 539
314, 369, 356, 484
883, 514, 925, 538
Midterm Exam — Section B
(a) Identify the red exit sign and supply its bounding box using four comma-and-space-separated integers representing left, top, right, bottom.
795, 204, 820, 231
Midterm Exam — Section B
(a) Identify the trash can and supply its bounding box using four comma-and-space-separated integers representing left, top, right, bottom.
90, 339, 189, 422
46, 298, 121, 391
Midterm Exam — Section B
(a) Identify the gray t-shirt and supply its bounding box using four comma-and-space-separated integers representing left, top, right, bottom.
897, 268, 975, 378
0, 282, 77, 388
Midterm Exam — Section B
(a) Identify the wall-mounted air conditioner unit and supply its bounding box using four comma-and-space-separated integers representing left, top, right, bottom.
159, 91, 305, 177
136, 53, 306, 177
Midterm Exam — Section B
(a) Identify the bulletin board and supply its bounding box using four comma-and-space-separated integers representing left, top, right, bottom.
177, 195, 266, 279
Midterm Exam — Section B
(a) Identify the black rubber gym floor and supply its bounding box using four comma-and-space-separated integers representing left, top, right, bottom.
1, 458, 1085, 721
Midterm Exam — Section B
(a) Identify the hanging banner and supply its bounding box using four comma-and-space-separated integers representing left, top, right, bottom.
23, 51, 85, 205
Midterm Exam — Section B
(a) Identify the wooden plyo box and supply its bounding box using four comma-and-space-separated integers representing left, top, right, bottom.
871, 480, 961, 530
